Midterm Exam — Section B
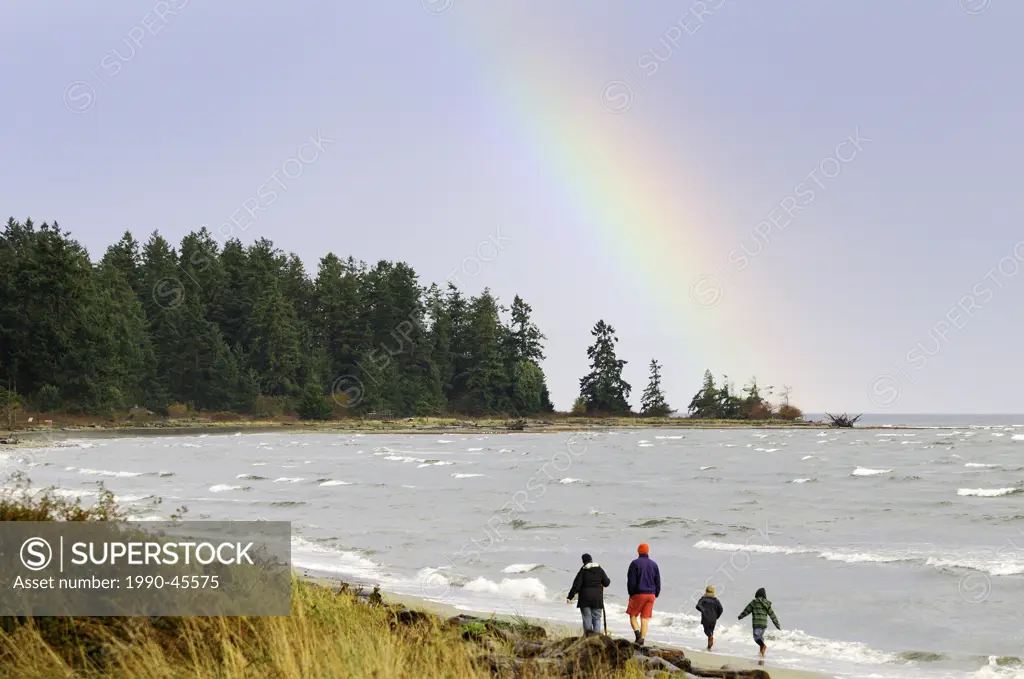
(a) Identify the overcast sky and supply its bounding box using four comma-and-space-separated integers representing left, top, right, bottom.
3, 1, 1022, 413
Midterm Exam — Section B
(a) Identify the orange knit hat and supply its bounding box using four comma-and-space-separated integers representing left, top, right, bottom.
638, 543, 649, 555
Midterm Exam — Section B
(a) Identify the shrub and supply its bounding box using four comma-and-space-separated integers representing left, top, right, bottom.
166, 403, 190, 418
570, 397, 587, 416
297, 386, 333, 421
747, 402, 775, 420
777, 404, 803, 420
251, 395, 287, 419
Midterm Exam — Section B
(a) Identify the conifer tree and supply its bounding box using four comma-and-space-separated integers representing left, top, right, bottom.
578, 320, 631, 415
640, 359, 672, 417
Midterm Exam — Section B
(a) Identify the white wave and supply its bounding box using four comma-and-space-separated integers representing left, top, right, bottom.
209, 484, 248, 492
114, 494, 152, 503
417, 460, 455, 467
236, 473, 266, 480
463, 576, 547, 600
965, 463, 999, 468
437, 440, 453, 443
502, 563, 542, 573
558, 478, 583, 484
273, 477, 305, 483
253, 462, 267, 466
801, 455, 818, 460
451, 473, 484, 479
126, 515, 164, 522
699, 465, 716, 471
78, 468, 143, 478
699, 540, 1024, 577
974, 656, 1024, 678
790, 478, 813, 484
693, 540, 813, 556
925, 557, 1024, 577
817, 551, 915, 565
852, 467, 892, 476
1012, 434, 1024, 441
654, 435, 684, 440
292, 537, 382, 580
466, 447, 484, 452
319, 480, 353, 487
181, 443, 202, 448
498, 448, 513, 453
43, 488, 99, 499
958, 488, 1021, 497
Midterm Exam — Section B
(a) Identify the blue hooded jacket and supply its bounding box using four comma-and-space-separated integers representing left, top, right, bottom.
627, 554, 661, 597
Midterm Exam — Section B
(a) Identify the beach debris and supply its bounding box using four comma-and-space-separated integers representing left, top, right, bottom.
825, 412, 862, 428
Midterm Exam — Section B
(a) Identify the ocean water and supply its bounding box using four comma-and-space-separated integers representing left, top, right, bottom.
8, 422, 1024, 679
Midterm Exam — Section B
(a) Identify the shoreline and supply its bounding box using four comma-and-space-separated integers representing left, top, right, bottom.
0, 415, 931, 445
302, 572, 833, 679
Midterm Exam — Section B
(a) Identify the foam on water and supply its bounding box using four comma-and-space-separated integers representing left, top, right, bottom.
965, 463, 999, 468
452, 473, 484, 479
502, 563, 543, 573
853, 467, 893, 476
958, 488, 1021, 497
292, 536, 383, 580
695, 540, 1024, 575
319, 480, 353, 487
463, 576, 547, 600
209, 484, 248, 492
78, 468, 144, 478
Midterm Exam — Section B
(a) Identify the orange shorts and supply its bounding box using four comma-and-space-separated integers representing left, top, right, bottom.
626, 593, 656, 619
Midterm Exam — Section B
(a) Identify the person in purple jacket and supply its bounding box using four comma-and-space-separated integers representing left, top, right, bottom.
626, 543, 661, 646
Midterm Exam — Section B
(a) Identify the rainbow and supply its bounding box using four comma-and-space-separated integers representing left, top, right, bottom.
436, 5, 751, 365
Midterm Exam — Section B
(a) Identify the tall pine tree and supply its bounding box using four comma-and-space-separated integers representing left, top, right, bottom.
578, 320, 631, 415
640, 359, 672, 417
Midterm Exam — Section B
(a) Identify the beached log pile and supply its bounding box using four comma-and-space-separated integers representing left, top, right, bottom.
353, 584, 772, 679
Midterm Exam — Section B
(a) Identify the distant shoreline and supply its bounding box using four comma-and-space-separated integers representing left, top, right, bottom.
3, 415, 926, 444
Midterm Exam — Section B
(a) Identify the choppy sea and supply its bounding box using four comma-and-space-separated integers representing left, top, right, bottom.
9, 415, 1024, 679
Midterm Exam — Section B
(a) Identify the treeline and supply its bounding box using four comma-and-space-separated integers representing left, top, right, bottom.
686, 370, 802, 420
0, 218, 804, 422
0, 219, 555, 419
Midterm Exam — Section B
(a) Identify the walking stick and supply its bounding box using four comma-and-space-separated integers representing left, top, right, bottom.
602, 585, 608, 634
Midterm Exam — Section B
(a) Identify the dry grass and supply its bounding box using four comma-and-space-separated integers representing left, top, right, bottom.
0, 580, 499, 679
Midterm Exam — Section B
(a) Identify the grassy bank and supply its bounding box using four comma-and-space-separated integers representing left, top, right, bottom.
0, 578, 527, 679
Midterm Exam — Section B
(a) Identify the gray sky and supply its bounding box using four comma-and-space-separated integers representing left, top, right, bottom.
3, 1, 1021, 414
